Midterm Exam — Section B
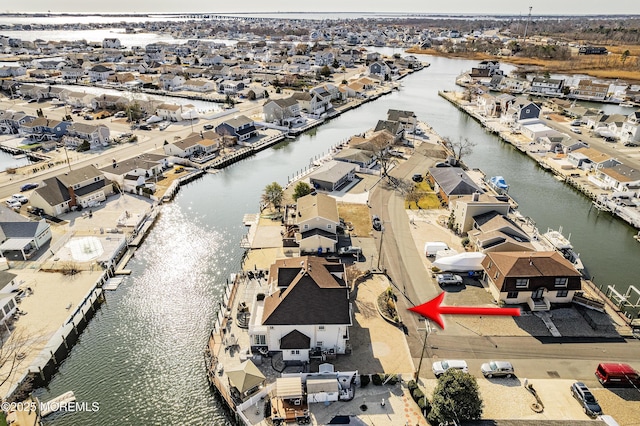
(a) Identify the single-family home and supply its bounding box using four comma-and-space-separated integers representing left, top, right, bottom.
181, 78, 216, 93
163, 131, 221, 159
159, 74, 186, 91
529, 77, 564, 96
29, 165, 113, 216
621, 111, 640, 145
215, 115, 257, 142
309, 161, 357, 192
0, 206, 52, 260
593, 164, 640, 192
263, 98, 301, 125
467, 211, 534, 253
101, 153, 168, 193
20, 118, 70, 142
249, 256, 351, 364
427, 167, 484, 206
333, 148, 376, 169
450, 192, 511, 234
570, 80, 609, 102
0, 111, 35, 135
0, 271, 19, 325
568, 147, 620, 172
481, 251, 582, 311
503, 98, 541, 123
63, 123, 110, 149
155, 103, 184, 122
294, 193, 340, 254
88, 64, 114, 82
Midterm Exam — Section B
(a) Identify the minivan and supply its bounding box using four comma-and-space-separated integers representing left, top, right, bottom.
595, 363, 640, 387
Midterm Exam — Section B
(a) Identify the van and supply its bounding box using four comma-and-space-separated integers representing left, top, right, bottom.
595, 363, 640, 387
424, 241, 449, 257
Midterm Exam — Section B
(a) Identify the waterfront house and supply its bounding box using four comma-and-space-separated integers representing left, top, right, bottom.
450, 192, 511, 234
20, 118, 70, 142
373, 120, 404, 143
290, 92, 325, 116
503, 98, 541, 123
481, 251, 582, 311
60, 66, 84, 80
569, 147, 620, 172
263, 98, 301, 125
102, 38, 121, 49
90, 94, 129, 111
0, 206, 52, 260
349, 129, 395, 154
529, 77, 565, 96
293, 193, 340, 254
308, 86, 333, 114
0, 111, 35, 135
333, 148, 376, 169
159, 74, 186, 91
182, 78, 216, 93
621, 111, 640, 145
570, 80, 609, 102
163, 132, 221, 159
467, 211, 534, 253
368, 61, 391, 80
387, 109, 418, 132
155, 103, 184, 122
249, 256, 351, 364
592, 164, 640, 192
101, 153, 168, 193
63, 123, 111, 149
218, 79, 245, 95
309, 161, 357, 192
477, 93, 498, 117
427, 167, 484, 206
215, 115, 257, 143
29, 165, 113, 216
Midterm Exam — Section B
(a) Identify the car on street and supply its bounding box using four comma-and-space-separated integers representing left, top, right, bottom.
203, 124, 214, 130
435, 162, 451, 168
20, 183, 39, 192
624, 141, 639, 147
481, 361, 515, 378
6, 199, 22, 209
412, 173, 423, 182
10, 194, 28, 204
570, 382, 602, 417
436, 273, 463, 286
372, 215, 382, 231
432, 360, 468, 378
570, 127, 582, 134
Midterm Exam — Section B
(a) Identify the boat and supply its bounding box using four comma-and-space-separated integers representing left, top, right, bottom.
542, 227, 585, 273
619, 101, 635, 108
488, 176, 509, 194
432, 252, 486, 272
40, 391, 76, 417
634, 232, 640, 242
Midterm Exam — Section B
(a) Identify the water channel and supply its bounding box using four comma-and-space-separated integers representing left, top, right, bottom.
33, 54, 640, 425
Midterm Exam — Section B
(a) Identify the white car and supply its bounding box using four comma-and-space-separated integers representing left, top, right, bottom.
432, 360, 468, 378
6, 199, 22, 209
10, 194, 28, 204
570, 127, 582, 134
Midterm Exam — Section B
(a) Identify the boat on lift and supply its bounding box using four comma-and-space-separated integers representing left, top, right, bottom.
542, 227, 585, 273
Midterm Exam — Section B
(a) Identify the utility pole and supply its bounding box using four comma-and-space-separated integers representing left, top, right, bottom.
376, 224, 385, 270
523, 7, 533, 41
414, 319, 432, 381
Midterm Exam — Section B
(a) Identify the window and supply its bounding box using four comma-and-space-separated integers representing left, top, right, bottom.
327, 224, 332, 229
318, 325, 325, 331
557, 290, 569, 298
554, 277, 568, 287
506, 292, 518, 299
303, 224, 308, 230
515, 278, 529, 289
316, 341, 323, 348
493, 272, 499, 280
253, 335, 266, 345
290, 350, 299, 355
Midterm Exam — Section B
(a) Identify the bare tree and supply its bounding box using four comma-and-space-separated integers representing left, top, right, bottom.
406, 185, 423, 209
0, 327, 37, 397
442, 136, 476, 164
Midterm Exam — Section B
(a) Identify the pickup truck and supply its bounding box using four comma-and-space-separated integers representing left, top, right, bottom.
436, 273, 463, 286
338, 246, 362, 256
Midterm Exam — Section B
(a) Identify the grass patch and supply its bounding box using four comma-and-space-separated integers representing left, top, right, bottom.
18, 144, 41, 151
405, 181, 441, 209
337, 203, 372, 237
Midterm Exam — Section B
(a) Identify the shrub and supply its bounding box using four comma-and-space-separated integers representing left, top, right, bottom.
461, 237, 470, 247
417, 396, 431, 414
360, 374, 370, 387
263, 398, 271, 418
385, 374, 398, 385
256, 293, 265, 301
411, 388, 424, 402
408, 380, 418, 392
372, 374, 384, 386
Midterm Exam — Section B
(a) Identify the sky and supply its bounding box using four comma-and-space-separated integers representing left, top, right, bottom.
5, 0, 639, 16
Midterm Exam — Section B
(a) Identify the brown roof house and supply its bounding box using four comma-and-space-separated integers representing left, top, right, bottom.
481, 251, 582, 311
248, 256, 351, 364
293, 193, 340, 255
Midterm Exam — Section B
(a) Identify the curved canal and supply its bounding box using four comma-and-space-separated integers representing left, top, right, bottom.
34, 54, 640, 425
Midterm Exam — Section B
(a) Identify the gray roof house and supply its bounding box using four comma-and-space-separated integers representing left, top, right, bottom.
427, 167, 484, 205
0, 206, 52, 260
309, 161, 357, 192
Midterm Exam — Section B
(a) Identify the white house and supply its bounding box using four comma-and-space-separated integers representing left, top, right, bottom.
294, 193, 339, 254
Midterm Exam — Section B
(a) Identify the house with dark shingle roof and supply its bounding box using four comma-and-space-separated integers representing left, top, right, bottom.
249, 256, 351, 364
294, 193, 339, 254
64, 122, 110, 149
427, 167, 484, 205
481, 251, 581, 311
0, 206, 52, 260
309, 161, 356, 192
29, 165, 113, 216
215, 115, 257, 142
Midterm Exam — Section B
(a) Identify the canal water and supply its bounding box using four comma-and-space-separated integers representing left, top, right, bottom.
34, 54, 640, 425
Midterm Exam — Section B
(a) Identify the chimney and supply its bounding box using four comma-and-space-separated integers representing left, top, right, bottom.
472, 192, 479, 202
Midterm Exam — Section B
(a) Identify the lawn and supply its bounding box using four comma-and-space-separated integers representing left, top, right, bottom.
337, 203, 372, 237
404, 181, 441, 209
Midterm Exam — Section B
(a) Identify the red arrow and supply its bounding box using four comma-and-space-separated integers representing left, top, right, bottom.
409, 292, 521, 329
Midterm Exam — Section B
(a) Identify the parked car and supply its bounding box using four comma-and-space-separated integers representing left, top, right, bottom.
20, 182, 39, 192
436, 273, 463, 286
623, 141, 639, 147
595, 362, 640, 387
481, 361, 515, 378
570, 382, 602, 417
412, 173, 423, 182
139, 124, 152, 130
338, 246, 362, 256
432, 360, 468, 378
114, 111, 127, 118
372, 215, 382, 231
27, 206, 44, 216
203, 124, 214, 130
570, 127, 582, 134
435, 162, 451, 168
10, 194, 28, 204
5, 199, 21, 209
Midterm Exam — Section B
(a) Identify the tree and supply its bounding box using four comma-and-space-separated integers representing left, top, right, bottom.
261, 182, 284, 211
125, 102, 144, 122
320, 65, 332, 78
620, 49, 630, 66
175, 56, 181, 65
428, 369, 483, 425
292, 181, 313, 201
406, 184, 422, 209
76, 140, 91, 152
0, 328, 36, 395
442, 136, 476, 164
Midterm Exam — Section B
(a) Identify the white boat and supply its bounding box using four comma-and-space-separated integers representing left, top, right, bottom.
542, 227, 585, 273
40, 391, 76, 417
619, 101, 635, 108
634, 232, 640, 242
432, 252, 486, 272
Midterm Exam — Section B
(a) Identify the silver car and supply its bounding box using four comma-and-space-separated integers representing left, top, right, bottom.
481, 361, 514, 378
432, 360, 468, 378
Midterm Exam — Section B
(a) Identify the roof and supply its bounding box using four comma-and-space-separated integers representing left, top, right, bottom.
0, 271, 17, 292
275, 377, 303, 399
309, 162, 356, 186
226, 360, 266, 394
0, 237, 34, 251
296, 193, 339, 224
600, 164, 640, 183
484, 251, 581, 277
333, 148, 375, 164
280, 329, 310, 349
221, 115, 253, 128
262, 257, 349, 326
428, 167, 484, 197
307, 377, 339, 394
